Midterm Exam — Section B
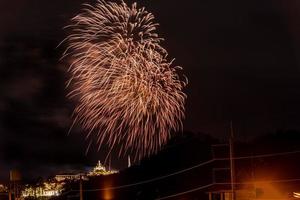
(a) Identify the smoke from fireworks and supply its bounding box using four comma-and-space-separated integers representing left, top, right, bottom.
63, 0, 187, 160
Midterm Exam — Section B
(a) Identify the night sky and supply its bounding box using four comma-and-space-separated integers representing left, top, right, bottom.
1, 0, 300, 180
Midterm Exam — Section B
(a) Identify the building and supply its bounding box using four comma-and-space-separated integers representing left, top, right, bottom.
54, 174, 82, 182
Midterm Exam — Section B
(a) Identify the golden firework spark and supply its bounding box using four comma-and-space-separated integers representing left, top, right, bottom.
63, 0, 187, 160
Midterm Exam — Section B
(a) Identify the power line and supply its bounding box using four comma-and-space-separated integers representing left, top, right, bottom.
55, 178, 300, 199
156, 178, 300, 200
229, 150, 300, 160
79, 159, 215, 192
156, 183, 214, 200
74, 149, 300, 192
228, 178, 300, 185
214, 149, 300, 161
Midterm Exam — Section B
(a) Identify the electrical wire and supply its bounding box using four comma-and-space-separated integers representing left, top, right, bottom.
229, 150, 300, 160
72, 149, 300, 192
156, 183, 214, 200
79, 159, 215, 191
156, 179, 300, 200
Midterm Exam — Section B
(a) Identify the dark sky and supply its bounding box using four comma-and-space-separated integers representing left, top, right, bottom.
1, 0, 300, 180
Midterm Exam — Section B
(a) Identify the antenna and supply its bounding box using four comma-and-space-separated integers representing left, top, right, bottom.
128, 155, 131, 168
109, 156, 111, 171
229, 121, 236, 200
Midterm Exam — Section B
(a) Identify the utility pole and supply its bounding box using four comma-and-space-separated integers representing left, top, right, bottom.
13, 181, 16, 200
80, 174, 83, 200
211, 144, 230, 184
8, 186, 12, 200
229, 121, 236, 200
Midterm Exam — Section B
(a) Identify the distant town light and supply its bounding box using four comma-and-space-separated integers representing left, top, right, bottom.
293, 192, 300, 198
21, 161, 118, 198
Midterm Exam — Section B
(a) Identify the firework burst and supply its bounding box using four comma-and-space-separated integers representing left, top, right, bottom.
63, 0, 187, 160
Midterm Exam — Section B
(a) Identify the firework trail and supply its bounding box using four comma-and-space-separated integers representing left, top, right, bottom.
63, 0, 187, 160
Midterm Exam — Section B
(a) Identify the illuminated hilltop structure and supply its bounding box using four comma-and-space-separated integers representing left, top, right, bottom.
87, 161, 118, 176
54, 161, 118, 182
